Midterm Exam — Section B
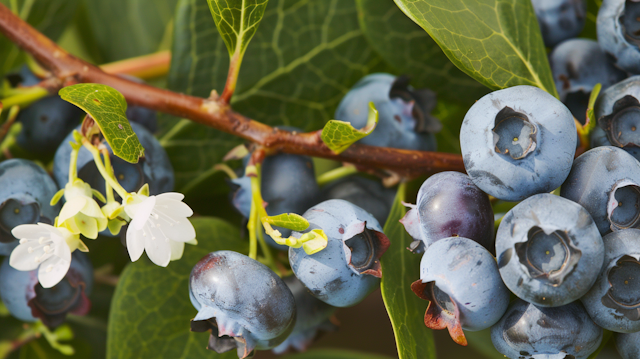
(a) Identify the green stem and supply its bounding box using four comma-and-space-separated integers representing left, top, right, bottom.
220, 50, 242, 103
68, 145, 79, 182
101, 148, 116, 203
0, 86, 48, 108
317, 165, 358, 186
247, 181, 258, 260
82, 140, 128, 198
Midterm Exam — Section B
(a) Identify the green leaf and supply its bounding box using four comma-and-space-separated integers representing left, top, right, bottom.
0, 0, 80, 74
321, 102, 378, 154
380, 183, 437, 359
355, 0, 487, 104
163, 0, 389, 190
393, 0, 558, 98
283, 349, 394, 359
59, 84, 144, 163
107, 217, 248, 359
263, 213, 309, 231
207, 0, 269, 59
78, 0, 179, 62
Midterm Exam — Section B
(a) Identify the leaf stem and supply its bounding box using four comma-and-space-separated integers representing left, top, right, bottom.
317, 165, 358, 186
220, 50, 242, 104
81, 139, 128, 199
0, 86, 48, 108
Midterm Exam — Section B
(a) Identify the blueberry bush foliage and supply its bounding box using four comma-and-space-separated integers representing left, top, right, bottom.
0, 0, 623, 358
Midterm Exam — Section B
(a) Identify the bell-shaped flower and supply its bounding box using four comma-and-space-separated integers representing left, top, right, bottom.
9, 223, 80, 288
57, 179, 108, 239
123, 192, 196, 267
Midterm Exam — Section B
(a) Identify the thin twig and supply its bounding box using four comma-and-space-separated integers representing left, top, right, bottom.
0, 3, 465, 178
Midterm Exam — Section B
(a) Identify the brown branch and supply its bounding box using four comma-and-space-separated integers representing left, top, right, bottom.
0, 3, 465, 178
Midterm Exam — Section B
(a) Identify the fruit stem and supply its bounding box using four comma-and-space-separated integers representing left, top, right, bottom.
317, 165, 358, 186
100, 148, 116, 204
68, 143, 79, 182
0, 86, 48, 108
0, 105, 19, 144
81, 139, 128, 199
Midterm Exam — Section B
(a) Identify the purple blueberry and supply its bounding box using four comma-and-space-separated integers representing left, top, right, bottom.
320, 175, 395, 226
289, 199, 390, 307
496, 194, 604, 307
598, 0, 640, 74
53, 121, 174, 198
491, 299, 602, 359
460, 86, 576, 201
189, 250, 296, 358
550, 38, 627, 123
411, 236, 510, 346
0, 159, 60, 255
616, 331, 640, 359
0, 252, 93, 328
271, 275, 338, 354
596, 76, 640, 151
532, 0, 587, 48
335, 73, 440, 151
581, 228, 640, 332
561, 146, 640, 235
400, 171, 494, 254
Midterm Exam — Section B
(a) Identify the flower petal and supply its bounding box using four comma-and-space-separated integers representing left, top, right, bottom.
157, 192, 184, 202
11, 223, 50, 240
129, 196, 156, 230
158, 218, 196, 242
126, 225, 145, 262
169, 239, 185, 261
144, 226, 171, 267
156, 197, 193, 218
81, 198, 107, 219
9, 244, 40, 271
73, 213, 98, 240
58, 197, 87, 224
38, 255, 71, 288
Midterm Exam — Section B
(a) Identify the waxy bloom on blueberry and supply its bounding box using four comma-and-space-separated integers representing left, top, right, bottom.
123, 192, 196, 267
56, 179, 108, 239
9, 223, 80, 288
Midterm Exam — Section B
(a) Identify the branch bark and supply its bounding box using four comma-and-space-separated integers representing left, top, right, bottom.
0, 3, 465, 178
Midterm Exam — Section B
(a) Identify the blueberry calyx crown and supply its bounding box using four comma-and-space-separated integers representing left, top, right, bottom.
410, 280, 466, 346
27, 268, 91, 329
0, 199, 45, 243
599, 95, 640, 148
492, 107, 537, 160
388, 75, 441, 134
514, 226, 582, 287
601, 255, 640, 320
607, 180, 640, 231
623, 0, 640, 47
191, 319, 253, 358
342, 222, 390, 278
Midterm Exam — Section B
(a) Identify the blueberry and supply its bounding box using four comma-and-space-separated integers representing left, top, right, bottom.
616, 331, 640, 359
411, 237, 510, 346
289, 199, 391, 307
560, 146, 640, 235
550, 38, 627, 123
0, 252, 93, 329
335, 73, 440, 151
581, 228, 640, 332
401, 171, 494, 254
595, 76, 640, 150
189, 250, 296, 358
532, 0, 587, 47
0, 159, 60, 255
320, 175, 395, 226
53, 121, 174, 198
598, 0, 640, 74
230, 152, 320, 249
460, 85, 576, 201
491, 299, 602, 359
496, 194, 604, 307
271, 275, 338, 354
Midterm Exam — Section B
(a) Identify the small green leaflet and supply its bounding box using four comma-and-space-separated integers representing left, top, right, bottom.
59, 84, 144, 163
321, 102, 378, 154
394, 0, 558, 98
207, 0, 269, 60
263, 213, 309, 232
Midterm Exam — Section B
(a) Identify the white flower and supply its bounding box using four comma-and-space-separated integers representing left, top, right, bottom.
9, 223, 76, 288
124, 192, 196, 267
57, 179, 107, 239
